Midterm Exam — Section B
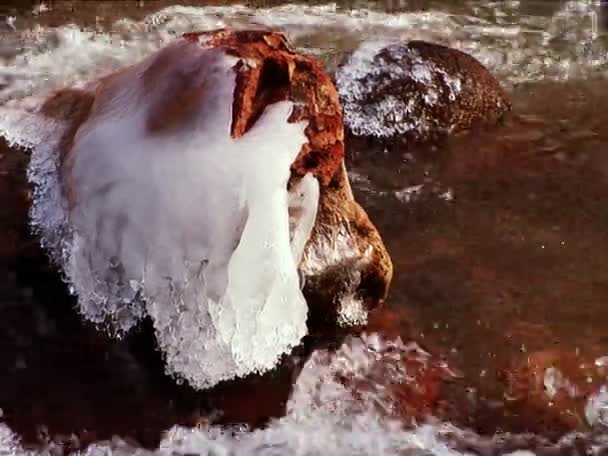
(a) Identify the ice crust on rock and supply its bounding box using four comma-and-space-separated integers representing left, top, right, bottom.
68, 45, 313, 387
0, 42, 317, 389
0, 100, 73, 272
336, 41, 464, 139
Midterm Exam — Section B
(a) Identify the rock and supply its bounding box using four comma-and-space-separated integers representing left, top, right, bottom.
0, 30, 392, 388
336, 40, 511, 145
182, 30, 344, 186
301, 162, 393, 331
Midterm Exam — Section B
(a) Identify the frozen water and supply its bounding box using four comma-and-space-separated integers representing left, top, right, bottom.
69, 44, 311, 387
0, 40, 315, 389
336, 294, 368, 327
287, 174, 320, 267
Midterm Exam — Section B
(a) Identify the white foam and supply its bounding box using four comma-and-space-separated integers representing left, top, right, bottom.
2, 2, 607, 106
0, 424, 28, 456
3, 335, 608, 455
1, 335, 461, 456
586, 386, 608, 427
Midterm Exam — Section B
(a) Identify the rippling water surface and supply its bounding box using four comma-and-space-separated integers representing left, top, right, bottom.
1, 1, 608, 454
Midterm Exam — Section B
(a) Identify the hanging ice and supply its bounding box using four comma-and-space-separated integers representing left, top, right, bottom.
0, 40, 319, 389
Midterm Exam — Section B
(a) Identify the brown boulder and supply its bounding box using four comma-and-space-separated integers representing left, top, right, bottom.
336, 40, 511, 145
182, 30, 344, 187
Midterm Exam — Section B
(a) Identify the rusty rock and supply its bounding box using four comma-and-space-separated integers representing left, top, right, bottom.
173, 31, 392, 327
183, 30, 344, 186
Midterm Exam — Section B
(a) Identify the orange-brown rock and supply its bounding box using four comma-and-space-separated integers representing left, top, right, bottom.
183, 30, 344, 186
301, 163, 393, 330
179, 31, 393, 321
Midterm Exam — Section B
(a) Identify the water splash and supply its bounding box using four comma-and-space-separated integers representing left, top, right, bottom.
0, 42, 316, 389
2, 334, 608, 455
1, 2, 607, 105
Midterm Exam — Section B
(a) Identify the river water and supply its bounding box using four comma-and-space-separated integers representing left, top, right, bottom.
1, 1, 608, 454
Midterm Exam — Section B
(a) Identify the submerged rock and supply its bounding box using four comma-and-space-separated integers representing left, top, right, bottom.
0, 30, 392, 389
337, 40, 511, 144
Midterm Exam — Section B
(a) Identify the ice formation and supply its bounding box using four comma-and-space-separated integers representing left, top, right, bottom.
0, 40, 319, 388
336, 41, 464, 139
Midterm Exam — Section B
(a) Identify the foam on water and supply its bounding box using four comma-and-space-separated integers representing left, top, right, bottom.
1, 1, 607, 105
2, 334, 608, 455
2, 1, 608, 454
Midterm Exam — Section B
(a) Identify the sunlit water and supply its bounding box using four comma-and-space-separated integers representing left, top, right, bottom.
2, 1, 608, 454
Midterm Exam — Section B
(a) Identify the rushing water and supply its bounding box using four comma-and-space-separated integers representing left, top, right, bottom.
2, 0, 608, 454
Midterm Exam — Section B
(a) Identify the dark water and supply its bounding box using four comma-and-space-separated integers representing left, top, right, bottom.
1, 0, 608, 453
350, 77, 608, 436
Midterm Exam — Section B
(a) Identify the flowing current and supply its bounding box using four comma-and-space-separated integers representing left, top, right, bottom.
1, 1, 608, 454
